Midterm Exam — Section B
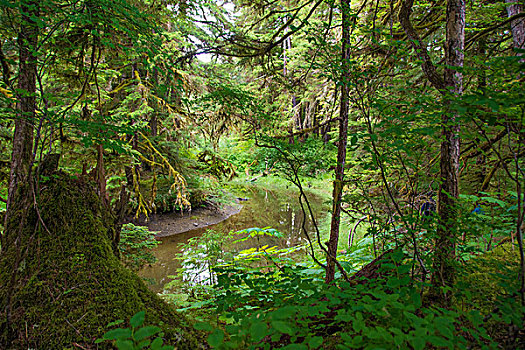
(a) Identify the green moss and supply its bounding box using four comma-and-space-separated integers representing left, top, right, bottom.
456, 243, 521, 313
0, 174, 203, 349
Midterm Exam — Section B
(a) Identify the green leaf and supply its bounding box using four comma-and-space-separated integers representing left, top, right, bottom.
386, 278, 400, 288
271, 321, 293, 335
411, 336, 425, 350
107, 319, 125, 327
151, 337, 164, 350
134, 326, 161, 341
272, 306, 296, 319
250, 322, 267, 342
103, 328, 132, 340
194, 322, 214, 332
130, 311, 146, 328
308, 336, 323, 348
115, 339, 134, 350
434, 318, 453, 339
281, 344, 308, 350
427, 335, 450, 347
136, 339, 151, 349
480, 196, 506, 208
208, 329, 224, 347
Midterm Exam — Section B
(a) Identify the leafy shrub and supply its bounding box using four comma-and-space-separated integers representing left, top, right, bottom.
96, 311, 173, 350
119, 223, 160, 271
192, 248, 516, 349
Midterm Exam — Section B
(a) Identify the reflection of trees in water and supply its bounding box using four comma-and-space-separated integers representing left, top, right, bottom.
233, 187, 314, 249
139, 185, 327, 292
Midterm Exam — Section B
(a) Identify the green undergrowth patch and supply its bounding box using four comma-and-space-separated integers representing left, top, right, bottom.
193, 248, 504, 349
167, 230, 524, 349
455, 243, 524, 344
0, 174, 203, 349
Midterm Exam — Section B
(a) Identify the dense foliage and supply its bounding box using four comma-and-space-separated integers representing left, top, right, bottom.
0, 0, 524, 347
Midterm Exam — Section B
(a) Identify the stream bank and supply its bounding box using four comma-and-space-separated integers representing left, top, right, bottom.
147, 202, 242, 238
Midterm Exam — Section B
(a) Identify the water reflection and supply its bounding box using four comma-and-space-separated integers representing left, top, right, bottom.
138, 185, 326, 292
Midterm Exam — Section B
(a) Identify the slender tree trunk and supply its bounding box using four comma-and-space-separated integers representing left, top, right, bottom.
289, 96, 297, 144
431, 0, 465, 305
1, 0, 39, 329
6, 0, 39, 207
505, 0, 525, 307
95, 144, 109, 206
325, 0, 351, 284
3, 0, 39, 235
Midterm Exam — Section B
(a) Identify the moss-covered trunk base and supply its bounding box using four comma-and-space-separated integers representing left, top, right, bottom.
0, 174, 201, 349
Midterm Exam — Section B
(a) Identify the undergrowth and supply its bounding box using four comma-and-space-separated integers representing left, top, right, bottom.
154, 226, 525, 349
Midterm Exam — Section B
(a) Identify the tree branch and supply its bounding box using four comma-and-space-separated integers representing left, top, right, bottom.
398, 0, 446, 92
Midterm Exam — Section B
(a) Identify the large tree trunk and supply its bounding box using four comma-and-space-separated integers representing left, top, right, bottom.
325, 0, 351, 284
505, 0, 525, 52
0, 175, 201, 348
431, 0, 465, 305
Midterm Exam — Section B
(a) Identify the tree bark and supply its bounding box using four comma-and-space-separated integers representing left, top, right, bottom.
1, 0, 39, 329
431, 0, 465, 305
325, 0, 351, 284
506, 0, 525, 52
3, 0, 39, 239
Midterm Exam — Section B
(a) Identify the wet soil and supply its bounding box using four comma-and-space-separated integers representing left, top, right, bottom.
147, 202, 243, 238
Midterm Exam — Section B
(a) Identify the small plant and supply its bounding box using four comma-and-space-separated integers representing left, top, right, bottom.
96, 311, 172, 350
119, 223, 160, 271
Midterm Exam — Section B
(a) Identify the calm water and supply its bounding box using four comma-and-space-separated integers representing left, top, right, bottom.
138, 185, 327, 292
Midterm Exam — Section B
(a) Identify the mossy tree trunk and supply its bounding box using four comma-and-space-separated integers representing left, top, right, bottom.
4, 0, 38, 219
2, 0, 39, 329
0, 175, 201, 348
431, 0, 465, 306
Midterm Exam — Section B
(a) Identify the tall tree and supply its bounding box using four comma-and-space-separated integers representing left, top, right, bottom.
325, 0, 351, 283
4, 0, 38, 221
431, 0, 465, 304
400, 0, 465, 304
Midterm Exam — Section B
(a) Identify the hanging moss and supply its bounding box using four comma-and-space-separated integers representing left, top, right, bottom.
0, 174, 203, 349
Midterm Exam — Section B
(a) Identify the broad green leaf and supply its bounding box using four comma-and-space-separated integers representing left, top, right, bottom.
115, 339, 134, 350
136, 339, 151, 349
411, 336, 425, 350
271, 321, 293, 335
134, 326, 161, 341
194, 322, 213, 332
151, 337, 164, 350
103, 328, 132, 340
107, 319, 124, 327
427, 335, 450, 347
250, 322, 267, 342
308, 336, 323, 348
130, 311, 146, 328
208, 329, 224, 347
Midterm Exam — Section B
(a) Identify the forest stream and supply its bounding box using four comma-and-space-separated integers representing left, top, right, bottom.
139, 185, 327, 293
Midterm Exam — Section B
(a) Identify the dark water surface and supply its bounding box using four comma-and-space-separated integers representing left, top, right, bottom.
138, 185, 327, 292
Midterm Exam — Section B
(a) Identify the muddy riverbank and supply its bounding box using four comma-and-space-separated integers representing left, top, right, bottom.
147, 202, 243, 238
